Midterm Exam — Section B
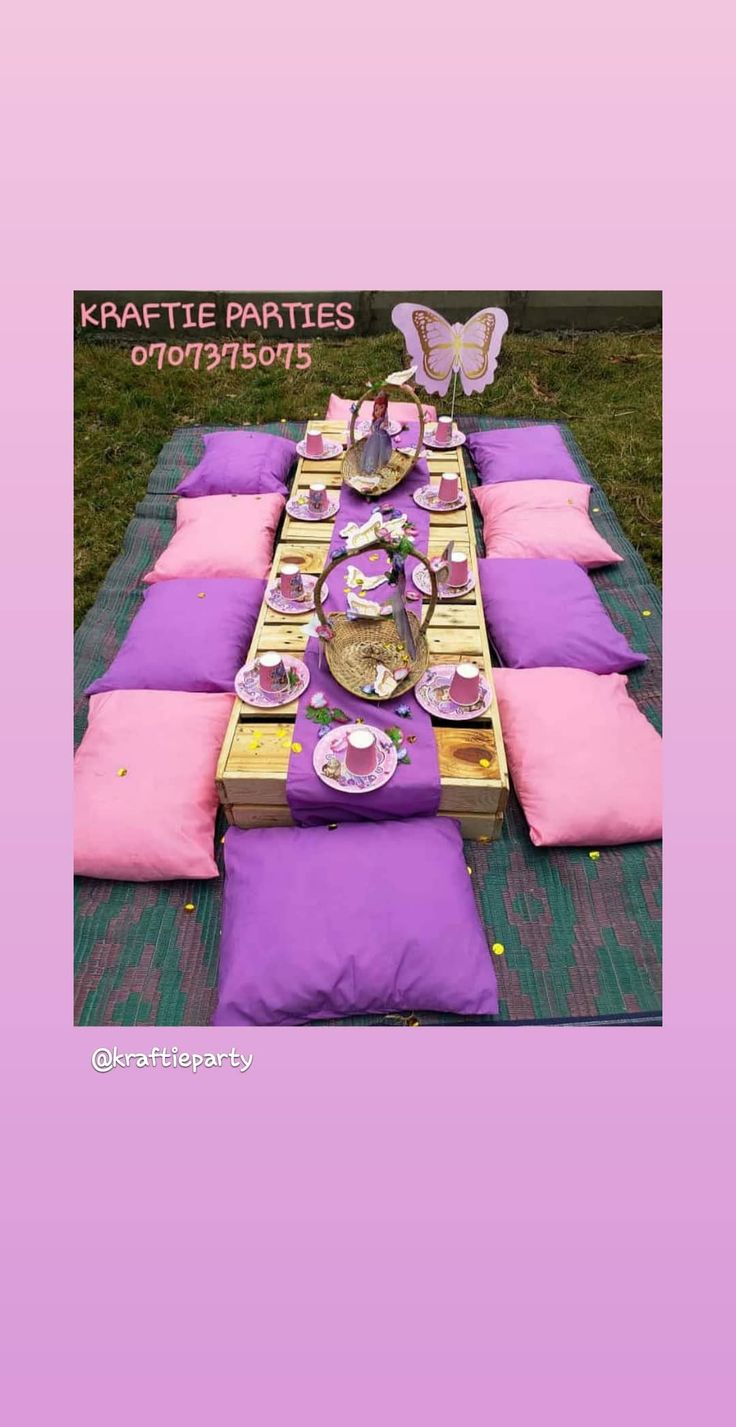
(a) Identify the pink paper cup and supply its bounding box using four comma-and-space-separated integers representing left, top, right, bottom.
305, 431, 324, 457
435, 417, 453, 446
345, 729, 378, 775
449, 551, 469, 586
279, 563, 304, 600
308, 482, 328, 513
438, 473, 459, 503
449, 663, 481, 705
258, 651, 288, 693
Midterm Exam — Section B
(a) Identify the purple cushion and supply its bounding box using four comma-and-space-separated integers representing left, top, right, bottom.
213, 819, 498, 1025
478, 558, 647, 673
176, 430, 295, 496
86, 577, 264, 694
467, 425, 584, 484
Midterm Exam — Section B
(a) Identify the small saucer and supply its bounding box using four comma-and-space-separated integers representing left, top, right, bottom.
412, 484, 467, 513
265, 576, 328, 615
422, 427, 467, 450
312, 723, 398, 794
286, 494, 340, 522
296, 437, 343, 460
234, 655, 310, 708
415, 666, 493, 721
411, 563, 476, 600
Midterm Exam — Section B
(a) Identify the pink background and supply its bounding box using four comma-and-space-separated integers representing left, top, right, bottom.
1, 2, 735, 1422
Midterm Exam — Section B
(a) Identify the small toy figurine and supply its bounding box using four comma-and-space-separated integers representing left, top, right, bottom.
359, 392, 393, 475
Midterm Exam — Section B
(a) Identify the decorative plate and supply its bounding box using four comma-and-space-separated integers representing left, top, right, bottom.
422, 427, 467, 450
354, 418, 403, 439
312, 723, 398, 794
234, 655, 310, 708
296, 437, 344, 460
265, 576, 328, 615
286, 493, 339, 522
412, 484, 467, 513
415, 666, 493, 721
411, 563, 476, 600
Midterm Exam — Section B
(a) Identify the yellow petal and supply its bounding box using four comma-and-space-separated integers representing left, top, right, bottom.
184, 902, 195, 913
479, 757, 490, 768
117, 767, 127, 777
642, 610, 651, 617
197, 592, 206, 598
492, 942, 505, 956
589, 850, 600, 860
291, 742, 302, 753
467, 865, 473, 875
478, 835, 490, 843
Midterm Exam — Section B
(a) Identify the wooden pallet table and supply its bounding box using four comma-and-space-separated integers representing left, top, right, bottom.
217, 422, 509, 840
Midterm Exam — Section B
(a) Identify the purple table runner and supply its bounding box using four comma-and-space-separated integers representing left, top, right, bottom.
286, 454, 442, 825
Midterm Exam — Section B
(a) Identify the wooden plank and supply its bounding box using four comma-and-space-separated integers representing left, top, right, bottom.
224, 803, 504, 842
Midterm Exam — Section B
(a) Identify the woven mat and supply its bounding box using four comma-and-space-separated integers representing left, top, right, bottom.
74, 421, 662, 1027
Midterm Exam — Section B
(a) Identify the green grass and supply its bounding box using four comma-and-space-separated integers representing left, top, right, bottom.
74, 329, 661, 626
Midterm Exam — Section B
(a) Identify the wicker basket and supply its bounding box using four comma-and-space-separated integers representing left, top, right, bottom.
341, 381, 425, 499
313, 539, 438, 701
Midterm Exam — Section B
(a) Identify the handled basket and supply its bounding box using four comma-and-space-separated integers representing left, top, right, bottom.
313, 539, 438, 701
341, 380, 425, 499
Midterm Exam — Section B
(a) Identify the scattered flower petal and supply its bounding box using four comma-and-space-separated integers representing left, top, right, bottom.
309, 692, 327, 708
589, 850, 600, 860
184, 902, 195, 913
642, 609, 651, 617
291, 742, 302, 754
197, 592, 206, 599
467, 865, 473, 875
479, 757, 490, 768
117, 767, 127, 777
492, 942, 505, 956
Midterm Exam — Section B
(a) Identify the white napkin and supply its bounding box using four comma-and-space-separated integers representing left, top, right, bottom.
344, 564, 387, 592
346, 591, 391, 619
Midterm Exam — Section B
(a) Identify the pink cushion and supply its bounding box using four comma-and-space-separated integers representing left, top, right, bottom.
74, 691, 234, 879
474, 479, 622, 568
143, 493, 284, 582
325, 392, 437, 424
493, 667, 662, 847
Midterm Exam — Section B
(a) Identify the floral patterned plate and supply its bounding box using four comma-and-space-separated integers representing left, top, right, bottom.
415, 666, 493, 721
312, 723, 398, 794
411, 563, 476, 600
422, 427, 467, 450
412, 484, 467, 513
234, 655, 310, 708
286, 494, 340, 522
265, 576, 328, 615
296, 437, 344, 460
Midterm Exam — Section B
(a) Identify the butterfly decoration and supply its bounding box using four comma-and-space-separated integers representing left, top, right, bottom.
430, 540, 454, 587
391, 303, 508, 397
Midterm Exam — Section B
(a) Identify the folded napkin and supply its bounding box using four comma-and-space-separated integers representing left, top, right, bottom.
346, 591, 392, 619
340, 512, 408, 551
